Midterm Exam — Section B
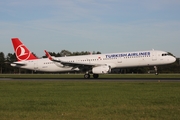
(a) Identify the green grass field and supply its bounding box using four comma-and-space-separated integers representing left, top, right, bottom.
0, 80, 180, 120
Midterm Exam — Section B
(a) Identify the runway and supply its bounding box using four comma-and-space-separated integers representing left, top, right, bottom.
1, 78, 180, 82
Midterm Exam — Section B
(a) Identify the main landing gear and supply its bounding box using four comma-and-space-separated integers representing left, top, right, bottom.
84, 73, 99, 79
154, 66, 158, 75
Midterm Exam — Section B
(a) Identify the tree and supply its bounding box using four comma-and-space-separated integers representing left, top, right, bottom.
5, 53, 18, 73
0, 52, 5, 73
60, 50, 72, 56
96, 51, 101, 54
6, 53, 16, 62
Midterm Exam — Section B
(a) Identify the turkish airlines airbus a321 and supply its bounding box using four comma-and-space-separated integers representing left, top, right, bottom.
11, 38, 176, 78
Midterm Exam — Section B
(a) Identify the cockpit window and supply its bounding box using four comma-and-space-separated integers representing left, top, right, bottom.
162, 53, 171, 56
162, 53, 167, 56
162, 52, 175, 57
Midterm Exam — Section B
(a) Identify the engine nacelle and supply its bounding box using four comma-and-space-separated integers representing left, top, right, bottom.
92, 65, 111, 74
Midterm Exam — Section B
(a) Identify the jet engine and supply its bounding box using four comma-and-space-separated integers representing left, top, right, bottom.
92, 65, 111, 74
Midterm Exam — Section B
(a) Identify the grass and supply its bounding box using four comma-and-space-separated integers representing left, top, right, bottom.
0, 73, 180, 79
0, 80, 180, 120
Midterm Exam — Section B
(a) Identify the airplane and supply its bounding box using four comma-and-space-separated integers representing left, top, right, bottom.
11, 38, 176, 78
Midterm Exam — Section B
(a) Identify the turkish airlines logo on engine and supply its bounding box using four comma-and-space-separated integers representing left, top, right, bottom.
16, 44, 30, 61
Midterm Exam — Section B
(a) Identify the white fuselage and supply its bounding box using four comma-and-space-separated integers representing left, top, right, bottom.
11, 50, 176, 72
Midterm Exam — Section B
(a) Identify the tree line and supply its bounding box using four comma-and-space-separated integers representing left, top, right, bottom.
0, 50, 180, 74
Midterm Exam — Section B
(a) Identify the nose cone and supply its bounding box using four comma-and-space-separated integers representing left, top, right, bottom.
170, 56, 176, 63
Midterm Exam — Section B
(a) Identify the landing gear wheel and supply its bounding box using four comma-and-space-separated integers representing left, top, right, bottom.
155, 72, 159, 75
93, 74, 99, 79
84, 74, 90, 79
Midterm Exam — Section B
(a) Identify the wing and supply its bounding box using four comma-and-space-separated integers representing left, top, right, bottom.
44, 50, 103, 68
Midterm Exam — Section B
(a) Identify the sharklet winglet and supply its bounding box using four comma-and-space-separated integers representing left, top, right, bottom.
44, 50, 53, 61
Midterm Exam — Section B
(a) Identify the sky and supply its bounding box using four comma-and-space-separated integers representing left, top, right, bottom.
0, 0, 180, 57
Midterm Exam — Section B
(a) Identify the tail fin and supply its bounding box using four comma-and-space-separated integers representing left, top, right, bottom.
11, 38, 38, 61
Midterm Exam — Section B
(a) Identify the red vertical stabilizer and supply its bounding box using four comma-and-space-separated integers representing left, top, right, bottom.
11, 38, 38, 61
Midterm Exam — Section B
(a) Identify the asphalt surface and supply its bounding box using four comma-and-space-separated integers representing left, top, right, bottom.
1, 78, 180, 82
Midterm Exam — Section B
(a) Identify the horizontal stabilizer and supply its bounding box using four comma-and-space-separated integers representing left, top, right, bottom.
11, 62, 26, 66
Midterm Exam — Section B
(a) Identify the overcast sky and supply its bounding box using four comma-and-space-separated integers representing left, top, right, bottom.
0, 0, 180, 57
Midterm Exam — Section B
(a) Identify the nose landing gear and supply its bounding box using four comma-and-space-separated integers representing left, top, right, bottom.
154, 66, 158, 75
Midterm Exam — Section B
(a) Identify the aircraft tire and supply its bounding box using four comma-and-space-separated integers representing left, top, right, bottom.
155, 73, 159, 75
93, 74, 99, 79
84, 74, 90, 79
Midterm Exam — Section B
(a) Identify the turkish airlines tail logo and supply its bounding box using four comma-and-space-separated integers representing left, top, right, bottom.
11, 38, 38, 61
